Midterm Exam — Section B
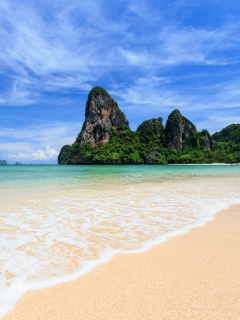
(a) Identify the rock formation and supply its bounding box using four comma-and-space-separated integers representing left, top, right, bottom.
165, 109, 197, 150
200, 130, 212, 150
58, 87, 217, 165
80, 87, 129, 147
145, 152, 161, 164
137, 117, 165, 144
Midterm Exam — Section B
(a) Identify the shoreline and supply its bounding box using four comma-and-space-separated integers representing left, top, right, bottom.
3, 203, 240, 320
167, 162, 240, 165
3, 162, 240, 166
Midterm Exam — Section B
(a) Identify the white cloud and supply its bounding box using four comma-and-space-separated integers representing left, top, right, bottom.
8, 146, 59, 161
109, 75, 240, 134
0, 122, 81, 145
0, 122, 81, 163
0, 80, 38, 106
111, 75, 240, 114
0, 0, 239, 107
119, 24, 240, 67
0, 0, 130, 105
196, 116, 240, 135
128, 0, 162, 22
0, 0, 239, 147
110, 76, 188, 110
0, 142, 33, 153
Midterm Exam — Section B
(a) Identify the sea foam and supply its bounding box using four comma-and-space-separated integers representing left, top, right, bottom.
0, 166, 240, 318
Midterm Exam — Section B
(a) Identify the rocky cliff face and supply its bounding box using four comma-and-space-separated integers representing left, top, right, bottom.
201, 130, 212, 150
80, 87, 129, 147
58, 87, 215, 165
165, 109, 196, 150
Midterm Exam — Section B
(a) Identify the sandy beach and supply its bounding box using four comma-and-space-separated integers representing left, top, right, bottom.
3, 204, 240, 320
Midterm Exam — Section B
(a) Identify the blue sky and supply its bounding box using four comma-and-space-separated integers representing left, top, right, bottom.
0, 0, 240, 163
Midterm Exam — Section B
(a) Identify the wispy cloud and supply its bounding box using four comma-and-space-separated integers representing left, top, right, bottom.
0, 121, 81, 163
0, 0, 239, 162
119, 24, 240, 67
8, 146, 59, 161
112, 76, 240, 111
197, 116, 240, 135
0, 0, 239, 106
0, 122, 81, 146
0, 80, 38, 106
110, 76, 240, 133
0, 0, 129, 105
0, 142, 33, 153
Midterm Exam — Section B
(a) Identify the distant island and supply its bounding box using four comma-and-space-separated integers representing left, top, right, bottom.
0, 160, 8, 165
58, 87, 240, 165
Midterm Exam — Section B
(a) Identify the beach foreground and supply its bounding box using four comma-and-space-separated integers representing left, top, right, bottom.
3, 204, 240, 320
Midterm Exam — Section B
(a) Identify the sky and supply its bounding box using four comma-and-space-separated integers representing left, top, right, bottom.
0, 0, 240, 164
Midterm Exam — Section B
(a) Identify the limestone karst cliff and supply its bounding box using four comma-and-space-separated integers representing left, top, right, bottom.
200, 130, 212, 150
80, 87, 129, 147
165, 109, 197, 150
57, 86, 240, 165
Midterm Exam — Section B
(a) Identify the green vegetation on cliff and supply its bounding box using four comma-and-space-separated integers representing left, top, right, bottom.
58, 87, 240, 165
58, 145, 72, 165
137, 117, 165, 145
58, 122, 240, 165
212, 124, 240, 144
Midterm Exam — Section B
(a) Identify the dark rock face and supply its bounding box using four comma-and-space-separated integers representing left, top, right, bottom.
80, 87, 129, 147
72, 155, 95, 164
201, 130, 212, 150
58, 87, 215, 165
166, 109, 196, 150
146, 152, 160, 164
137, 117, 165, 144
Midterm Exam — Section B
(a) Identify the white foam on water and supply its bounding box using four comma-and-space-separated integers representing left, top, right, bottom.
0, 174, 240, 318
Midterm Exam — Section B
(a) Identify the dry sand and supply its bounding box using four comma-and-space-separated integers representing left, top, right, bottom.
3, 204, 240, 320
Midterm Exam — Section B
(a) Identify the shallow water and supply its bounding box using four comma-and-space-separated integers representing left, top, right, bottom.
0, 165, 240, 317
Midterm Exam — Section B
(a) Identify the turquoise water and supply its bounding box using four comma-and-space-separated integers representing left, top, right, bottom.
0, 165, 240, 317
1, 164, 239, 188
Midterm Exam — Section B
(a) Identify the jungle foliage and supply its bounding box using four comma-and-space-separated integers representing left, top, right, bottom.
212, 124, 240, 145
58, 123, 240, 165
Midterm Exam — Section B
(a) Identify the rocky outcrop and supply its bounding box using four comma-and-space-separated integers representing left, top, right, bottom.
58, 87, 216, 165
58, 145, 72, 164
80, 87, 129, 147
146, 152, 161, 164
137, 117, 165, 144
165, 109, 196, 150
200, 130, 212, 150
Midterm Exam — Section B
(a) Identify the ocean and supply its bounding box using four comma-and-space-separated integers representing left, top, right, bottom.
0, 164, 240, 317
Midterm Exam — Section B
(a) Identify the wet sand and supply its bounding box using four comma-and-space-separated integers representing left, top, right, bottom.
3, 204, 240, 320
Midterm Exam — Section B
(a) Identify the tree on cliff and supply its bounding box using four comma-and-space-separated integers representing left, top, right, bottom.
58, 87, 240, 165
